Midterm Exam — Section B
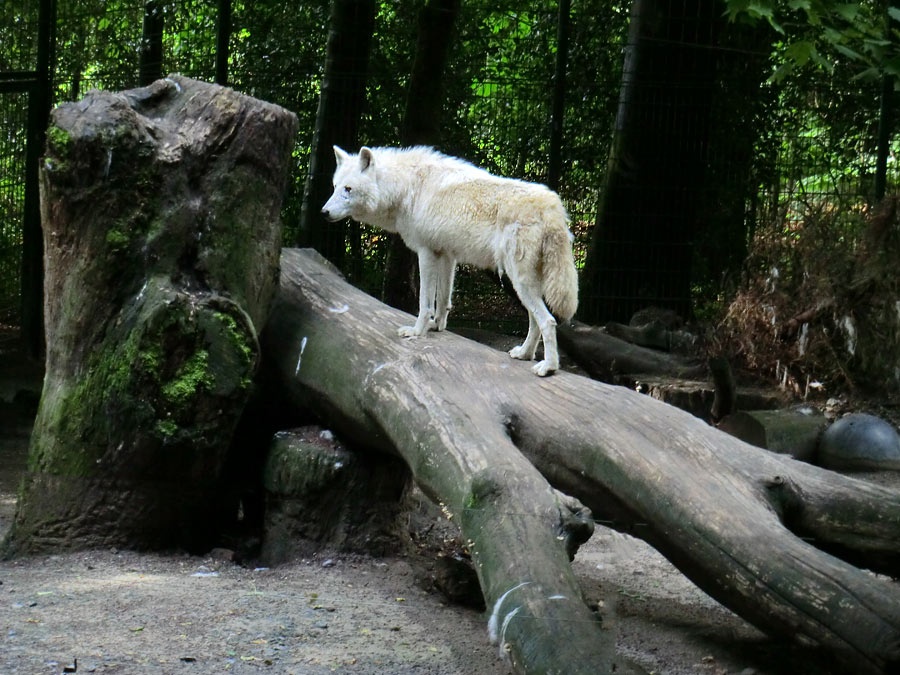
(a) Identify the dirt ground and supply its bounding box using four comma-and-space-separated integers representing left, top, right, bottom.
0, 341, 883, 675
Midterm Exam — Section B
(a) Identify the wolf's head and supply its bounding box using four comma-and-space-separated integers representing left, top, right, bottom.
321, 146, 379, 223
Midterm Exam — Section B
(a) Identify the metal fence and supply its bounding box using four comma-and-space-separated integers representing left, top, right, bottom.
1, 0, 897, 345
0, 91, 29, 329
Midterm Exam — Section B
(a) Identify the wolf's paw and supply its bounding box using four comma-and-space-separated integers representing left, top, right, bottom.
532, 360, 556, 377
508, 344, 536, 361
398, 325, 421, 338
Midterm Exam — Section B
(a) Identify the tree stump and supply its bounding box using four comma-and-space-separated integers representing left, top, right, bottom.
718, 407, 829, 462
260, 426, 409, 563
2, 76, 298, 556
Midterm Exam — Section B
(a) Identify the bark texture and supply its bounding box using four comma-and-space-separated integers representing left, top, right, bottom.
3, 76, 297, 556
265, 248, 900, 674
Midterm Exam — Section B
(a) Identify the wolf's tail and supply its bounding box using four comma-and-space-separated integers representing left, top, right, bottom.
541, 210, 579, 321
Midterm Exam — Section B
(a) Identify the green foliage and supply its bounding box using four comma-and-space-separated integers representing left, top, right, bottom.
724, 0, 900, 83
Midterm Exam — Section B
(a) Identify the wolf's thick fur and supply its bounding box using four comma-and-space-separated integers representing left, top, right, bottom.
322, 145, 578, 376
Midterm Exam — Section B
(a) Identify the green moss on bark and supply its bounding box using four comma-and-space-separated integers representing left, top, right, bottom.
162, 349, 213, 404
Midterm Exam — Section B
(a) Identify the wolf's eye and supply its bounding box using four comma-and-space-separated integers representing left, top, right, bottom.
344, 186, 352, 194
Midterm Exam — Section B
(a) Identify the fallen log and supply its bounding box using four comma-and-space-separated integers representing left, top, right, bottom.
604, 318, 698, 354
264, 248, 900, 674
557, 320, 707, 382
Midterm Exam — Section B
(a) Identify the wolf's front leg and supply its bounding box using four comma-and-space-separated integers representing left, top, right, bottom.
433, 254, 456, 331
399, 249, 438, 337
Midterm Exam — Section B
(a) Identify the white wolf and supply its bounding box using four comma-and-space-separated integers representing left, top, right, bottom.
321, 145, 578, 376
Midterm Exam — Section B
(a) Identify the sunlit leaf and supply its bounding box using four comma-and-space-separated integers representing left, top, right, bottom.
834, 4, 860, 22
833, 43, 863, 61
785, 40, 815, 67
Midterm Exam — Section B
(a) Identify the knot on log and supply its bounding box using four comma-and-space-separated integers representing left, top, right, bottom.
464, 469, 506, 519
553, 489, 594, 560
762, 473, 807, 525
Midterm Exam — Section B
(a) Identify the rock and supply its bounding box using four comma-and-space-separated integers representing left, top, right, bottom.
818, 413, 900, 471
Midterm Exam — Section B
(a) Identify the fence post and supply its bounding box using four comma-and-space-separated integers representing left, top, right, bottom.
215, 0, 232, 86
21, 0, 56, 358
547, 0, 570, 192
139, 0, 164, 86
874, 74, 892, 201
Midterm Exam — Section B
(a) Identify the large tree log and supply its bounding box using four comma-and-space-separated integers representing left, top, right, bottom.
2, 77, 297, 556
265, 248, 900, 674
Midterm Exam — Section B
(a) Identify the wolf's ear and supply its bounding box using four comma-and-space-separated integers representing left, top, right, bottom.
333, 145, 349, 167
359, 147, 375, 172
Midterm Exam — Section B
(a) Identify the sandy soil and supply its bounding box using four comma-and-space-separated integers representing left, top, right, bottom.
0, 342, 862, 675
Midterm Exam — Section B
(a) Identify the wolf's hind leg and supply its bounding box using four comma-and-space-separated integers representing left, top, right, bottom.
509, 311, 540, 361
433, 254, 456, 331
399, 249, 438, 337
510, 277, 559, 376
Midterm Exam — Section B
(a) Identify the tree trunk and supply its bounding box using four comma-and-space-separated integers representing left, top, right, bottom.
138, 0, 164, 86
298, 0, 375, 268
265, 252, 611, 673
2, 76, 298, 557
579, 0, 767, 323
382, 0, 461, 313
21, 0, 57, 359
265, 248, 900, 674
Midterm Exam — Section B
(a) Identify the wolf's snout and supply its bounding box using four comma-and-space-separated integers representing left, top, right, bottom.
321, 205, 338, 222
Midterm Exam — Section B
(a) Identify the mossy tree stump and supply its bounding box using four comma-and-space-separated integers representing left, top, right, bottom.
2, 76, 297, 556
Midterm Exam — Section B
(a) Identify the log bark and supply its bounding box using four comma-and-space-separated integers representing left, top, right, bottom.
265, 248, 900, 674
2, 76, 297, 556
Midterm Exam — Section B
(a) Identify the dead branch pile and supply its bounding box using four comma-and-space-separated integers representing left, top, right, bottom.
721, 197, 900, 397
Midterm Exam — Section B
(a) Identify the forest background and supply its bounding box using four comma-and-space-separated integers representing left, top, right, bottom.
2, 0, 899, 394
